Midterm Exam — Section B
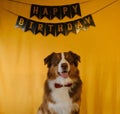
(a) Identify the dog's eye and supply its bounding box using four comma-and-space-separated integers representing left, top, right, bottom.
69, 61, 74, 65
55, 60, 60, 64
52, 60, 60, 66
65, 56, 74, 64
66, 59, 74, 64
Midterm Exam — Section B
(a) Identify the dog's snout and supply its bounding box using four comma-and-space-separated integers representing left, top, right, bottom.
61, 63, 68, 69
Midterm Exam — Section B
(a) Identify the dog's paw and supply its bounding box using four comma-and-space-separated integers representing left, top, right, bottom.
72, 103, 80, 112
37, 110, 42, 114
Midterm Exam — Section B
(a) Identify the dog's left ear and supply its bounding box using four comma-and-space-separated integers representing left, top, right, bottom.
69, 51, 80, 66
44, 52, 55, 68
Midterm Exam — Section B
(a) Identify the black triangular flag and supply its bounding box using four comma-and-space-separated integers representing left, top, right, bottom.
70, 3, 81, 18
46, 23, 56, 36
50, 6, 61, 19
25, 19, 37, 34
83, 15, 95, 27
65, 21, 76, 35
60, 5, 71, 19
35, 22, 46, 36
56, 23, 66, 36
40, 6, 51, 19
16, 16, 28, 31
30, 4, 40, 18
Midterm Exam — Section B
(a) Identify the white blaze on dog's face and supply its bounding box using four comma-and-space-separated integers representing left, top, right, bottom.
58, 53, 70, 78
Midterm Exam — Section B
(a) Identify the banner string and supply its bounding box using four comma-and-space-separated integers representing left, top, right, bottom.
8, 0, 31, 5
2, 0, 120, 18
92, 0, 119, 15
8, 0, 90, 5
3, 8, 18, 16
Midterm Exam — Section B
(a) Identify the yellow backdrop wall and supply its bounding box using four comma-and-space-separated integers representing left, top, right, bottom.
0, 0, 120, 114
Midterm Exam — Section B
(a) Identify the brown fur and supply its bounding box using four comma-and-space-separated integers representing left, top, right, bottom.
37, 51, 82, 114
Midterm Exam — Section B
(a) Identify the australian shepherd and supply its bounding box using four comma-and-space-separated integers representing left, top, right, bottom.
37, 51, 82, 114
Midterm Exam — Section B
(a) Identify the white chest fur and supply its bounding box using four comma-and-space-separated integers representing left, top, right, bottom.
48, 77, 73, 114
47, 75, 80, 114
48, 87, 72, 114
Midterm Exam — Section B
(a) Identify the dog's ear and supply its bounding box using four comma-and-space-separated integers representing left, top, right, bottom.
69, 51, 80, 66
44, 52, 55, 68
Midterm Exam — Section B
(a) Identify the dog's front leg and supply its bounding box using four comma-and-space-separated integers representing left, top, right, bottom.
71, 103, 80, 114
37, 108, 56, 114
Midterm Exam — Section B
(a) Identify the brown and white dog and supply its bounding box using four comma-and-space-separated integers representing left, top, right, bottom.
37, 51, 82, 114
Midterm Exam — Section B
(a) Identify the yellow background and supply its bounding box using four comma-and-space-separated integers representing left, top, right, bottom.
0, 0, 120, 114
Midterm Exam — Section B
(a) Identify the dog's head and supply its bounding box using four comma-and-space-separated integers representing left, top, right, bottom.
44, 51, 80, 80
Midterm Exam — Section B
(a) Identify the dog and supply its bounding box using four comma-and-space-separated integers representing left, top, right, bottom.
37, 51, 82, 114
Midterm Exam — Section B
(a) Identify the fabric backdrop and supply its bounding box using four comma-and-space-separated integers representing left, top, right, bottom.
0, 0, 120, 114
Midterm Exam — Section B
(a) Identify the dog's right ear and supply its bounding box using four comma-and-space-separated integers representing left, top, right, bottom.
44, 52, 55, 68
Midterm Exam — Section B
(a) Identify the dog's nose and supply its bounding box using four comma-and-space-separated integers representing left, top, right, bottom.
61, 63, 68, 70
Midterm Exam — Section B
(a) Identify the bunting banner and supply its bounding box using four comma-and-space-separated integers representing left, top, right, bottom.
30, 3, 81, 20
16, 15, 95, 36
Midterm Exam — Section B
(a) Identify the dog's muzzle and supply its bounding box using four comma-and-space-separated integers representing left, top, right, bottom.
58, 62, 70, 78
61, 63, 68, 71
